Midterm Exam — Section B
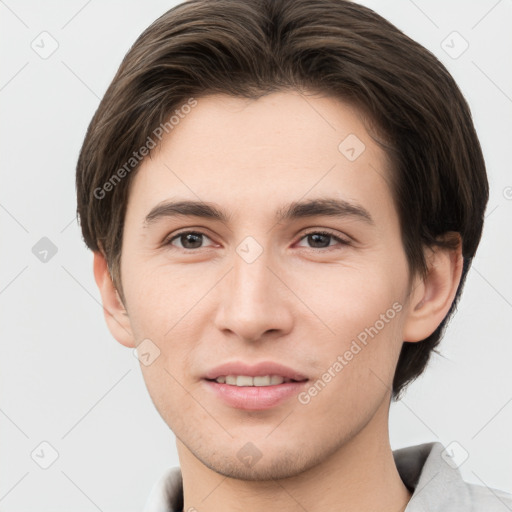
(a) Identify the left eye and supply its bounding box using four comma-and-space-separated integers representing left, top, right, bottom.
296, 231, 348, 249
166, 230, 348, 250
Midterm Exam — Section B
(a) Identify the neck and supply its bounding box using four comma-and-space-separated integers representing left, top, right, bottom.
177, 398, 411, 512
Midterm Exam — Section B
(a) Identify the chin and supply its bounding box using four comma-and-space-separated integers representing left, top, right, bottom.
195, 443, 323, 482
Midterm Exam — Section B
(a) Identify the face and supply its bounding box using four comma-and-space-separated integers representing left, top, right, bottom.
118, 91, 415, 479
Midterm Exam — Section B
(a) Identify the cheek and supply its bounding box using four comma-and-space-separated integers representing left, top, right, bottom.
122, 259, 202, 339
302, 262, 403, 335
298, 264, 405, 394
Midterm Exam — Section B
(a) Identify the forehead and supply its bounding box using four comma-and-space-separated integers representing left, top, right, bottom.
127, 91, 395, 227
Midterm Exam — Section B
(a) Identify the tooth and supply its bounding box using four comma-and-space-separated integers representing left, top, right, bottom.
216, 375, 294, 386
236, 375, 253, 386
253, 376, 271, 386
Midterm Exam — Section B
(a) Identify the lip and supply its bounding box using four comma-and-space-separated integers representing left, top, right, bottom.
202, 380, 309, 410
202, 360, 309, 411
203, 361, 308, 381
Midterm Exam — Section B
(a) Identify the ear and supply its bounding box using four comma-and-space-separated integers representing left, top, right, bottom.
402, 233, 463, 342
93, 251, 136, 348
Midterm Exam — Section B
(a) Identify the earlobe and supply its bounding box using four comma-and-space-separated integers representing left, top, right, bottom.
402, 234, 463, 343
93, 251, 136, 348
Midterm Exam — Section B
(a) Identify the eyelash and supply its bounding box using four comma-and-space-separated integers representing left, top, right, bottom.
164, 229, 351, 251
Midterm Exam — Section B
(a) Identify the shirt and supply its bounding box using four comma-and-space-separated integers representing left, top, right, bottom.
143, 441, 512, 511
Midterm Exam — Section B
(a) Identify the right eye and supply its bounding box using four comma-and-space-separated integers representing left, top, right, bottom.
165, 231, 215, 250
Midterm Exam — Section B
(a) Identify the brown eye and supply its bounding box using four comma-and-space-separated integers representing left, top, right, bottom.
296, 231, 350, 250
167, 231, 213, 250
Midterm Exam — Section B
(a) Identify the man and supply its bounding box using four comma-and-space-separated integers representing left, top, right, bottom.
76, 0, 512, 510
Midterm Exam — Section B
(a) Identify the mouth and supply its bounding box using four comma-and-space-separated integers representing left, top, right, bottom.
205, 375, 307, 386
202, 361, 309, 410
203, 360, 309, 383
202, 377, 309, 410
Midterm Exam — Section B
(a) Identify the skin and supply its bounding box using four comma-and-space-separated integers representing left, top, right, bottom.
94, 90, 463, 511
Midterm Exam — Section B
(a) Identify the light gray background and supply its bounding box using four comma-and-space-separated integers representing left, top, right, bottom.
1, 0, 511, 510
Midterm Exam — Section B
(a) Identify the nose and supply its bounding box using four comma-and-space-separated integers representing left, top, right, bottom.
213, 246, 294, 343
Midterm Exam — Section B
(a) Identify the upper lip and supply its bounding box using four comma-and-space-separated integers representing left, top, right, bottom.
203, 361, 309, 381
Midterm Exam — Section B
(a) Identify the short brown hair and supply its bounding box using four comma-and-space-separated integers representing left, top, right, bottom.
76, 0, 488, 399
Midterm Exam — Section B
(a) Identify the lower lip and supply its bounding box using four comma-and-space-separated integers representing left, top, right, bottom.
202, 379, 309, 410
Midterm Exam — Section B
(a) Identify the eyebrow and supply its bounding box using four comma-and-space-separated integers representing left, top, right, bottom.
143, 197, 375, 227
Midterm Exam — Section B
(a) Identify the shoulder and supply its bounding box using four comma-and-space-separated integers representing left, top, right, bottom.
464, 481, 512, 511
143, 467, 183, 512
393, 441, 512, 511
